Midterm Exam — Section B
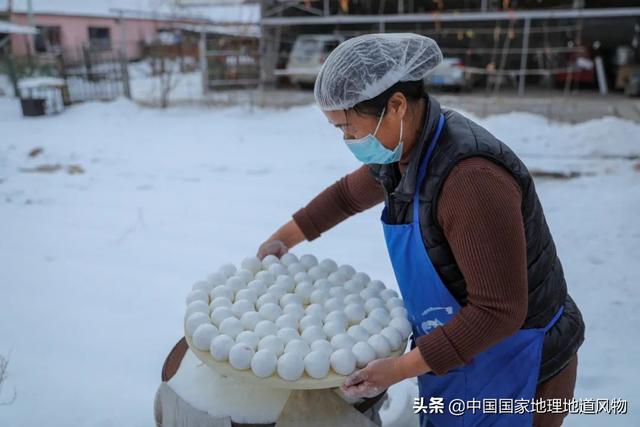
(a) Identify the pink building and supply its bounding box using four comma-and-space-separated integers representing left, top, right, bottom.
2, 0, 214, 59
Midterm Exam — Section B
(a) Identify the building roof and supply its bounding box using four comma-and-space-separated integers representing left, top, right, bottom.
1, 0, 259, 24
0, 19, 38, 34
177, 4, 259, 24
176, 22, 260, 38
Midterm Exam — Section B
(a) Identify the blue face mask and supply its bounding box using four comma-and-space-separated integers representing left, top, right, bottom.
344, 107, 404, 164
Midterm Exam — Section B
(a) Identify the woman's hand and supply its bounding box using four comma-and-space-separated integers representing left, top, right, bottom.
340, 357, 406, 399
256, 219, 306, 260
340, 347, 432, 399
257, 239, 288, 259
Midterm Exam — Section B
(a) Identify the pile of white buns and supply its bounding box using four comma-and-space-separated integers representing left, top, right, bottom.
184, 253, 412, 382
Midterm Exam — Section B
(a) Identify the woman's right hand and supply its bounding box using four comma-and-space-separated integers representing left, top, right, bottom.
256, 219, 306, 260
257, 239, 289, 260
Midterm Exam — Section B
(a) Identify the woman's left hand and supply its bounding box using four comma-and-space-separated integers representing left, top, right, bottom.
340, 356, 406, 399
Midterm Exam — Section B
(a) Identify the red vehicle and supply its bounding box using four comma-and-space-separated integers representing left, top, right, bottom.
554, 47, 596, 86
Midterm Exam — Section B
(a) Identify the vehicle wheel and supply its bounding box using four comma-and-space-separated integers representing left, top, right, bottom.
297, 81, 315, 90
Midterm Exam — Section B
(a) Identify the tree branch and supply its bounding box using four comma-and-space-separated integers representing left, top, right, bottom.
0, 354, 17, 406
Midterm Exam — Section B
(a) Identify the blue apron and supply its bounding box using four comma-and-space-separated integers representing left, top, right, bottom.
381, 114, 564, 426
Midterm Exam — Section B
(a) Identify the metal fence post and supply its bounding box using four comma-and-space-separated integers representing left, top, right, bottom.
199, 28, 208, 95
518, 17, 531, 96
117, 12, 131, 99
2, 47, 20, 98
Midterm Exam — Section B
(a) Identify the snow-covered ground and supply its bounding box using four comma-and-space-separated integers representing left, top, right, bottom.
129, 60, 204, 106
0, 96, 638, 426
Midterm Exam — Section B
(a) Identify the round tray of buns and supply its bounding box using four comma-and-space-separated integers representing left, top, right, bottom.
183, 253, 412, 390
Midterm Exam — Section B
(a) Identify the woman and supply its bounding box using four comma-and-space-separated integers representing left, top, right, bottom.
258, 33, 584, 427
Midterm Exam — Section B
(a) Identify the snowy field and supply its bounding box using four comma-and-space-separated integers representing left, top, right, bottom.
0, 96, 638, 426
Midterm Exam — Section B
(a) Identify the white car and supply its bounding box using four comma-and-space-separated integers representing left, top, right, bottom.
285, 34, 345, 87
424, 57, 471, 91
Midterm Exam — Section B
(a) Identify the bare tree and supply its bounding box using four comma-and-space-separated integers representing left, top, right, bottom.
0, 354, 16, 406
158, 52, 181, 109
143, 17, 184, 109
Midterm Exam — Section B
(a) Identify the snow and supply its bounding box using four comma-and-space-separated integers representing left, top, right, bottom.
0, 96, 638, 426
0, 19, 37, 34
128, 61, 204, 106
17, 76, 65, 89
0, 75, 15, 97
479, 112, 640, 176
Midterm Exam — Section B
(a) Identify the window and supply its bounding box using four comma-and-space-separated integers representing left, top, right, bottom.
88, 26, 111, 50
34, 26, 62, 53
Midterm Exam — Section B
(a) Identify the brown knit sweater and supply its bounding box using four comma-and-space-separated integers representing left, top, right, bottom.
292, 158, 577, 418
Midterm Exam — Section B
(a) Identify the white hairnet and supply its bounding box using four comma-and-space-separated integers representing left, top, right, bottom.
314, 33, 443, 111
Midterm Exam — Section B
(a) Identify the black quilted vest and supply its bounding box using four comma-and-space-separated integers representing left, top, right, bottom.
369, 95, 585, 383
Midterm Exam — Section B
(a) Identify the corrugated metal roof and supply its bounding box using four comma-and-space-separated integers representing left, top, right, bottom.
0, 19, 38, 34
1, 0, 259, 23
